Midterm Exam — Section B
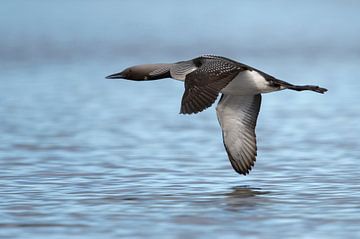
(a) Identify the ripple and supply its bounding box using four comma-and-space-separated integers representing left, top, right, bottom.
1, 34, 360, 239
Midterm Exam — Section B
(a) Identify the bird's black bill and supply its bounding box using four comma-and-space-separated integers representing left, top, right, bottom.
105, 72, 124, 79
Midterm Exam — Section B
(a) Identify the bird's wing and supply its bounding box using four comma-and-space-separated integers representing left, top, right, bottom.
216, 94, 261, 175
180, 58, 242, 114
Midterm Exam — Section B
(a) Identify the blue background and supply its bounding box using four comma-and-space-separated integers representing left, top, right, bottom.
1, 1, 360, 238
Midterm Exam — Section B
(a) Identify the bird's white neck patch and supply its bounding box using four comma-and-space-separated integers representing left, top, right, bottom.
170, 61, 198, 81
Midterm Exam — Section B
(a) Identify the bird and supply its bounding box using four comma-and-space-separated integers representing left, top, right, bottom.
106, 55, 327, 175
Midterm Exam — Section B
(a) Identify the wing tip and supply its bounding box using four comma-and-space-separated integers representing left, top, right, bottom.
233, 163, 254, 176
232, 151, 258, 176
224, 144, 256, 176
179, 105, 209, 115
180, 95, 218, 114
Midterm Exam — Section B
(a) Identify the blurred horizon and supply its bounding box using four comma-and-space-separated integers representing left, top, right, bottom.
1, 0, 360, 65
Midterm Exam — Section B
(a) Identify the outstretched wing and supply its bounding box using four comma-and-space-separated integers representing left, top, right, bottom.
216, 94, 262, 175
180, 58, 242, 114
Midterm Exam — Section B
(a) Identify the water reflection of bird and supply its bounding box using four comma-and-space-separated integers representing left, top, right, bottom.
106, 55, 327, 175
224, 186, 269, 210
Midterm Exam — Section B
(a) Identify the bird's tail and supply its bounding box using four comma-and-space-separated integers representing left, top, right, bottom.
285, 84, 328, 94
271, 79, 328, 94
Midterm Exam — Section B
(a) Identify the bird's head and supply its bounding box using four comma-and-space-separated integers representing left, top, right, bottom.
106, 64, 170, 81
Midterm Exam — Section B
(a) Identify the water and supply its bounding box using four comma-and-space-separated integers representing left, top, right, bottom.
1, 1, 360, 238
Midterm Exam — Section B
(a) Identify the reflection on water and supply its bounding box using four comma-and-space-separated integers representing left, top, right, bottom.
224, 186, 270, 211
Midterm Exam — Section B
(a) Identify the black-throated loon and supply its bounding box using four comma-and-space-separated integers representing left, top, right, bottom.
106, 55, 327, 175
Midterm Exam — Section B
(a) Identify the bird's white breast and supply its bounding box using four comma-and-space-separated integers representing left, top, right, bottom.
221, 70, 275, 95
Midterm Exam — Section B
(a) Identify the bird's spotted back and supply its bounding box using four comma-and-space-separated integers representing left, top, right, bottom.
195, 55, 242, 77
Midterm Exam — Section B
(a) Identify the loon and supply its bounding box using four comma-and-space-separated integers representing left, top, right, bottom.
106, 55, 327, 175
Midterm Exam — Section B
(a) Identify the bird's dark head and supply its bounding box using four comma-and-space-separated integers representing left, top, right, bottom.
105, 66, 143, 80
106, 64, 170, 81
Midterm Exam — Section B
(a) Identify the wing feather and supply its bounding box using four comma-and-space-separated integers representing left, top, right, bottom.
216, 94, 261, 175
180, 58, 242, 114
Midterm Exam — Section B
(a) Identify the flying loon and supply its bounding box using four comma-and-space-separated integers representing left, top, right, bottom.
106, 55, 327, 175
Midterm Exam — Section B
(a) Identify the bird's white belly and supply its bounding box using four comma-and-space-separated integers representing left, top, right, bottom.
221, 70, 276, 95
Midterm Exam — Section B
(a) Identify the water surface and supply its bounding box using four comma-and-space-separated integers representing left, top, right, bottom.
1, 1, 360, 238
